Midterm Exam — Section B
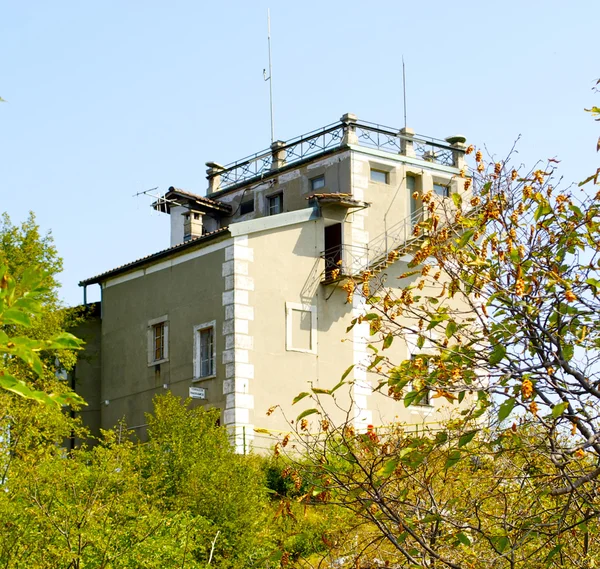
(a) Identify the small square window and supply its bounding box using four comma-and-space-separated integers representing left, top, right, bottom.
148, 316, 169, 365
194, 322, 216, 379
267, 193, 283, 215
434, 183, 450, 198
240, 199, 254, 215
310, 175, 325, 191
370, 169, 389, 184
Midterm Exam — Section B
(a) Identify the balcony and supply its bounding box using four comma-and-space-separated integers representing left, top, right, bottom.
320, 209, 427, 285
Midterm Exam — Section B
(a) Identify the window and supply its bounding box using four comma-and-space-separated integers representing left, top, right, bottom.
433, 183, 450, 198
240, 198, 254, 215
285, 303, 317, 354
267, 193, 283, 215
194, 321, 216, 379
148, 316, 169, 365
407, 175, 419, 222
310, 175, 325, 191
370, 168, 389, 184
153, 323, 165, 361
412, 375, 431, 406
410, 355, 431, 406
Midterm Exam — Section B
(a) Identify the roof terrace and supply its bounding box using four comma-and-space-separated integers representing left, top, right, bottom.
205, 113, 466, 194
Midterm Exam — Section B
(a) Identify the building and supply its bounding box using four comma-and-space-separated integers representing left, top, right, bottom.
75, 114, 469, 451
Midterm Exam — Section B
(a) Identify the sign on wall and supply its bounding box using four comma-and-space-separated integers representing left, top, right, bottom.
189, 386, 207, 400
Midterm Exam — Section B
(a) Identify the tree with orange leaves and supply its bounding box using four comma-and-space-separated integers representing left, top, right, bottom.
277, 82, 600, 569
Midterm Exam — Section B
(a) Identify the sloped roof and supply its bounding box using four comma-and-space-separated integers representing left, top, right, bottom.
153, 187, 233, 214
79, 227, 230, 286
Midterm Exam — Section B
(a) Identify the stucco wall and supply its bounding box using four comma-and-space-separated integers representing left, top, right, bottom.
99, 244, 228, 438
241, 215, 469, 450
70, 305, 102, 445
214, 150, 352, 226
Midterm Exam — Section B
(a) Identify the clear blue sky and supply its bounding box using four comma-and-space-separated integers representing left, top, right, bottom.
1, 1, 597, 306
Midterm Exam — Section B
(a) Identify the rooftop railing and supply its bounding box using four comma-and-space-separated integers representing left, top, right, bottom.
206, 114, 466, 193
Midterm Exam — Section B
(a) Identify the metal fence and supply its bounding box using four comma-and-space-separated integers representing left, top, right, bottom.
214, 119, 462, 192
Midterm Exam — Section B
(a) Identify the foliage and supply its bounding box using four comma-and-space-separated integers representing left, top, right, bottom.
143, 393, 273, 567
0, 212, 86, 405
0, 263, 84, 406
277, 85, 600, 567
0, 393, 345, 568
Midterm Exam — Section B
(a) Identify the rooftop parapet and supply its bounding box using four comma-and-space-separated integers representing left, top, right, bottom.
206, 114, 466, 194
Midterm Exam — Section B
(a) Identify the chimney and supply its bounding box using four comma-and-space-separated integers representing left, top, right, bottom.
169, 205, 187, 246
206, 162, 225, 195
183, 210, 204, 242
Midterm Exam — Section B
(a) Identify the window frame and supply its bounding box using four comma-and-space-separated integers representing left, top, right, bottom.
310, 175, 325, 192
433, 183, 450, 198
193, 321, 217, 380
267, 192, 283, 215
147, 315, 169, 366
410, 354, 432, 407
285, 302, 317, 354
370, 168, 389, 184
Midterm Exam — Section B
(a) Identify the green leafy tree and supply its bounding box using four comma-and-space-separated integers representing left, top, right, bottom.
0, 394, 328, 568
0, 264, 83, 406
0, 212, 85, 405
142, 393, 273, 567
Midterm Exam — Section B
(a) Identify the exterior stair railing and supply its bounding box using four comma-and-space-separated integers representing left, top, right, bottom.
320, 207, 427, 284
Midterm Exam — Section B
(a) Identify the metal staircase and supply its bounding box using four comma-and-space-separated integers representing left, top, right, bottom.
321, 208, 427, 284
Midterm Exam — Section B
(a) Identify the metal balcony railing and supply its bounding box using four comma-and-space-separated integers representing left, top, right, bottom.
320, 208, 428, 284
213, 118, 463, 192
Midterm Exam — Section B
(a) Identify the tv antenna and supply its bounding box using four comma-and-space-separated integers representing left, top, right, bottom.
262, 8, 275, 143
133, 187, 184, 214
402, 56, 407, 129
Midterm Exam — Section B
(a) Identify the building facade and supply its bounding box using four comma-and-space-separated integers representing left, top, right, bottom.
76, 114, 469, 451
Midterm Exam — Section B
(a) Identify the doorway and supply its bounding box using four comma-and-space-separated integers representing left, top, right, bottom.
324, 223, 343, 280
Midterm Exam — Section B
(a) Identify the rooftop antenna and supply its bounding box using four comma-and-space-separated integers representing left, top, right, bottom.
402, 56, 407, 129
133, 187, 182, 214
263, 8, 275, 143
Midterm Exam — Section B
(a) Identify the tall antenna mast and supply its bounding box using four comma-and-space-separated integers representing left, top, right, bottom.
263, 9, 275, 143
402, 56, 407, 129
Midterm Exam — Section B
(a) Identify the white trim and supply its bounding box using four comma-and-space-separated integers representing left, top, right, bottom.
147, 315, 169, 366
193, 320, 217, 380
405, 335, 435, 411
104, 239, 230, 288
348, 144, 461, 175
305, 151, 350, 170
148, 314, 168, 327
352, 293, 372, 429
285, 302, 317, 354
229, 208, 319, 237
221, 234, 256, 452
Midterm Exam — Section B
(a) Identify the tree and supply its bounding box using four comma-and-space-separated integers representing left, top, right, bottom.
0, 263, 83, 406
0, 393, 342, 568
0, 212, 85, 406
278, 84, 600, 568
